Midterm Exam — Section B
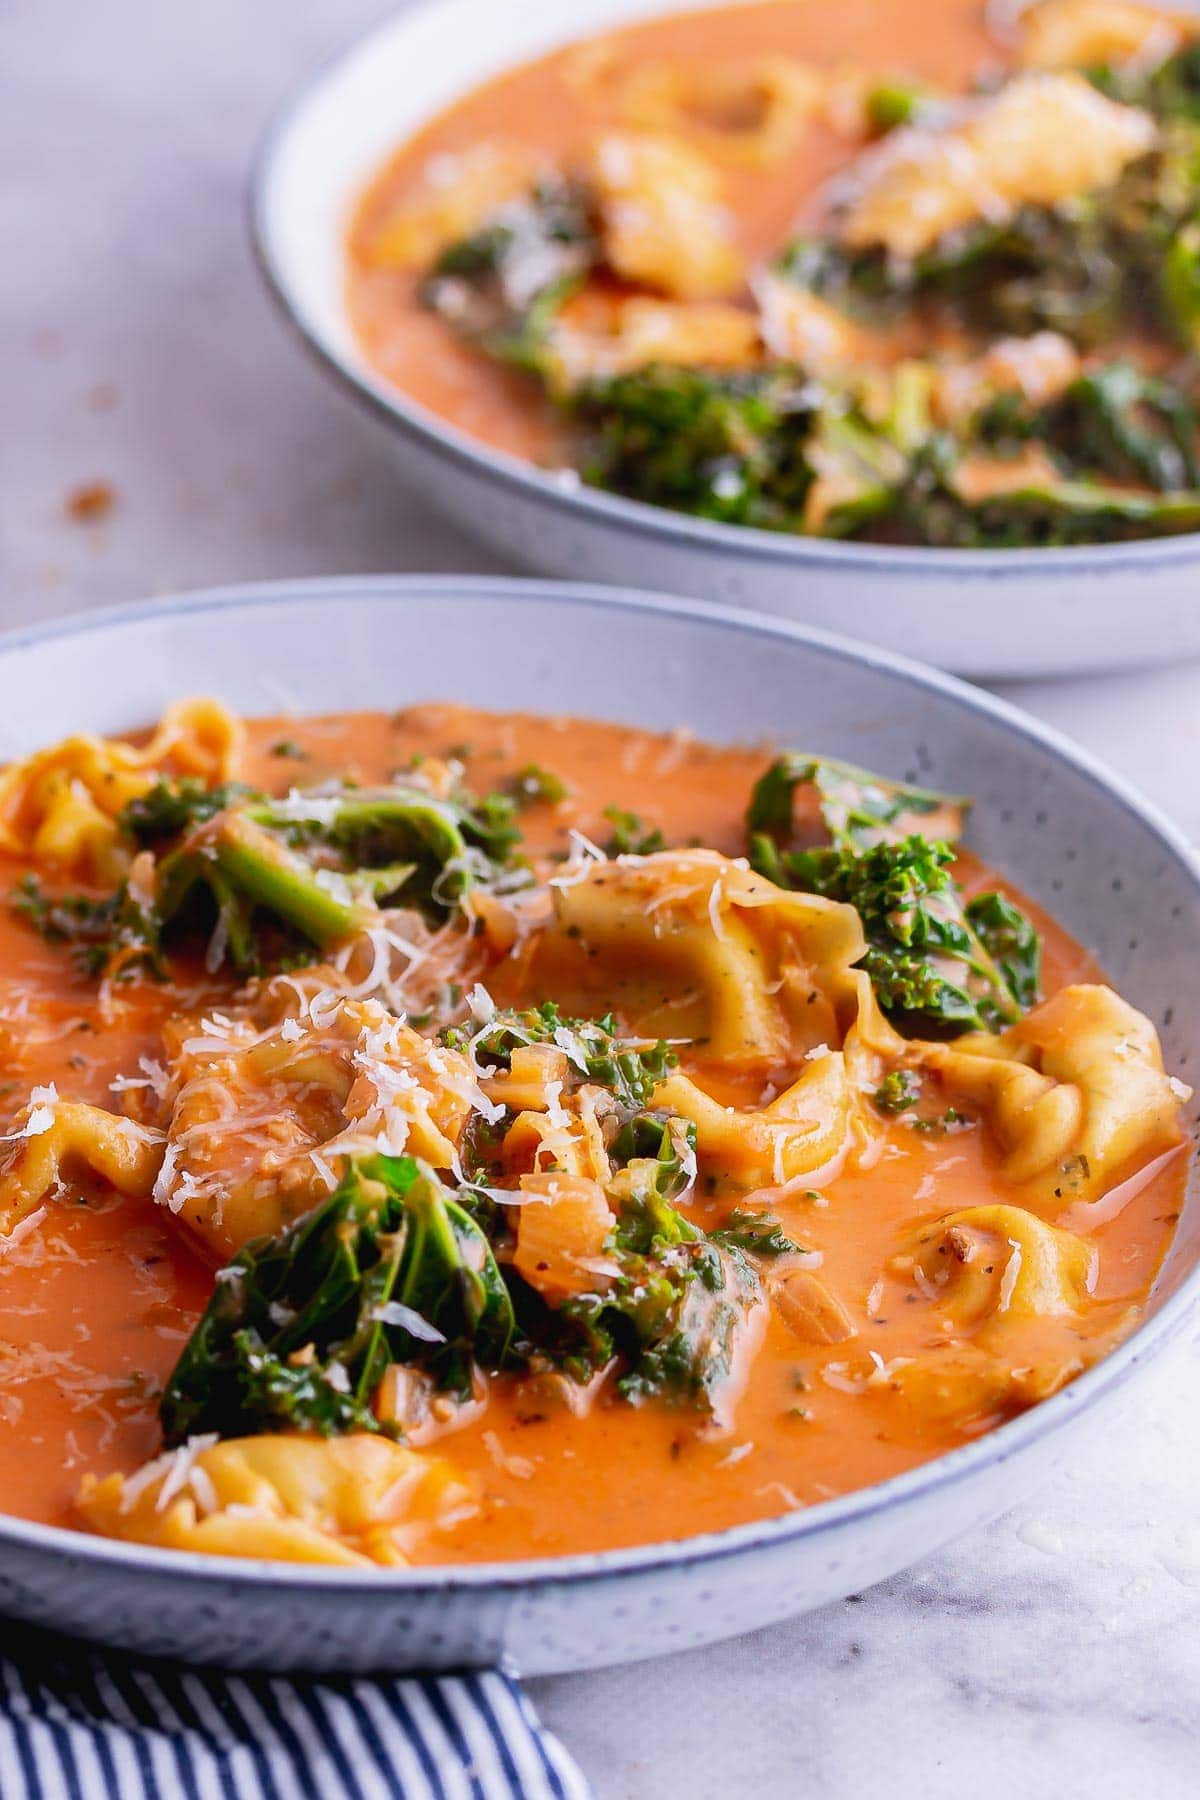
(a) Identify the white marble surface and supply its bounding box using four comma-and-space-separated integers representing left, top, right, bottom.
4, 2, 1200, 1793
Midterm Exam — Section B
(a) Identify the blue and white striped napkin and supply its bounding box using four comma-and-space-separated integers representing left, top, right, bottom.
0, 1629, 591, 1799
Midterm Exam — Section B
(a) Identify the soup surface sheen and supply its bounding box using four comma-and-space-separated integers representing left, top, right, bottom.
0, 704, 1186, 1565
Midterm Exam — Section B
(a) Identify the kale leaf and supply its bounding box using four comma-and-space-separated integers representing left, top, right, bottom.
755, 832, 1034, 1035
446, 1001, 677, 1112
160, 1154, 515, 1443
602, 805, 666, 857
120, 779, 258, 847
746, 754, 1042, 1034
981, 360, 1200, 493
965, 890, 1043, 1012
748, 753, 966, 862
555, 1164, 762, 1413
17, 775, 531, 981
569, 363, 818, 530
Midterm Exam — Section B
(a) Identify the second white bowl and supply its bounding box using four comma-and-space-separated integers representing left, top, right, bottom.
251, 0, 1200, 679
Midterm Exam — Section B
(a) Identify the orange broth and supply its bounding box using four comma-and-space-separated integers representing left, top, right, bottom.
0, 706, 1184, 1560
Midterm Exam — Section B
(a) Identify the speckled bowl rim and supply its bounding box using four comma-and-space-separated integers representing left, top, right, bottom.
248, 0, 1200, 583
0, 575, 1197, 1600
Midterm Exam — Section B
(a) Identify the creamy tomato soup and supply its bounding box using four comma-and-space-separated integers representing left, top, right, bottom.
0, 701, 1186, 1566
345, 1, 1200, 547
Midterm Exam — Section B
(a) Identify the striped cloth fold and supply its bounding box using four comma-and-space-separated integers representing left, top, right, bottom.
0, 1629, 591, 1800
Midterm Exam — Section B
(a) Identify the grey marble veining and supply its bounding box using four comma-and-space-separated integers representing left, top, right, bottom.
3, 2, 1200, 1794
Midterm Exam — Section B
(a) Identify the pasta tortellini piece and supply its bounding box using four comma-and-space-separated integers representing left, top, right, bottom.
549, 849, 869, 1073
757, 279, 865, 376
917, 984, 1186, 1208
584, 132, 743, 300
359, 141, 543, 270
619, 57, 821, 167
76, 1434, 472, 1567
548, 297, 761, 385
0, 698, 243, 882
889, 1341, 1084, 1425
654, 1051, 852, 1190
1017, 0, 1192, 72
156, 995, 480, 1260
0, 1092, 164, 1236
906, 1203, 1096, 1333
839, 74, 1157, 259
889, 1204, 1101, 1422
933, 332, 1083, 424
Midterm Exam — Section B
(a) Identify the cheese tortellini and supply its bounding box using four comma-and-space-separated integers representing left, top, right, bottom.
906, 1203, 1096, 1332
155, 993, 481, 1260
584, 132, 743, 300
654, 1052, 852, 1189
889, 1203, 1103, 1421
915, 984, 1185, 1208
838, 73, 1157, 259
0, 699, 243, 883
0, 1093, 164, 1236
549, 849, 869, 1071
1016, 0, 1193, 73
76, 1434, 473, 1567
618, 57, 821, 167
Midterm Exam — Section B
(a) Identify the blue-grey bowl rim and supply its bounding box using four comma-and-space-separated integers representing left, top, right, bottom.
0, 572, 1197, 1598
248, 0, 1200, 583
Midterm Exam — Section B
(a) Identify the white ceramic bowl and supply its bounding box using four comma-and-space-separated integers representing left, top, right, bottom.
251, 0, 1200, 680
0, 575, 1197, 1674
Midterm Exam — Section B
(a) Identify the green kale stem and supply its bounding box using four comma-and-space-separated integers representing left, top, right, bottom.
13, 775, 530, 980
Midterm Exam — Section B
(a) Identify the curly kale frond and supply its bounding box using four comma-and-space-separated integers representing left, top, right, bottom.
11, 872, 163, 980
602, 805, 666, 857
120, 779, 259, 847
965, 890, 1043, 1011
743, 756, 1040, 1034
557, 1184, 762, 1413
887, 471, 1200, 548
980, 361, 1200, 493
570, 363, 819, 529
757, 833, 1037, 1035
422, 178, 595, 370
748, 753, 966, 863
160, 1154, 515, 1444
524, 1122, 797, 1413
711, 1211, 809, 1258
1089, 41, 1200, 119
445, 1001, 677, 1112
